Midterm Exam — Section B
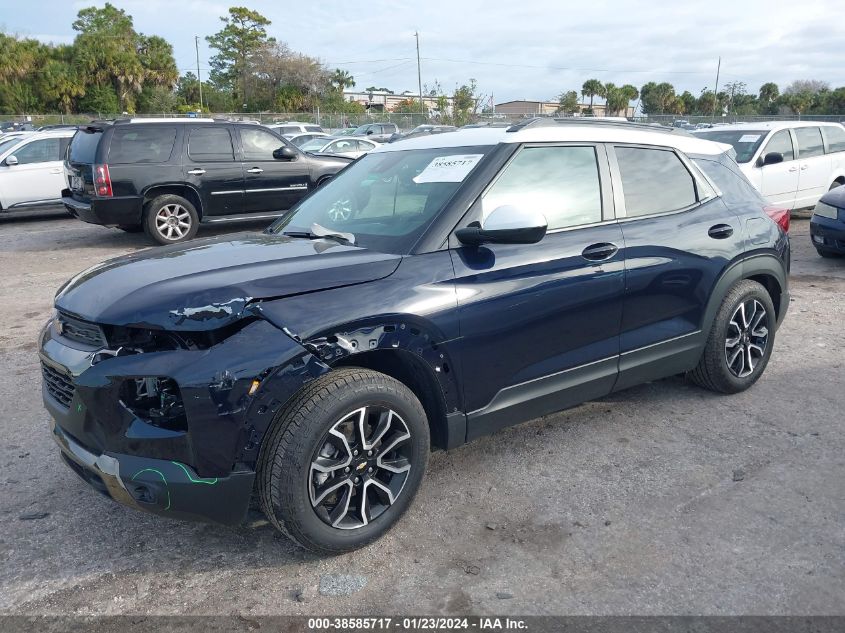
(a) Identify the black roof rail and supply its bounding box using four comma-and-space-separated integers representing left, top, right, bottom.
506, 117, 688, 135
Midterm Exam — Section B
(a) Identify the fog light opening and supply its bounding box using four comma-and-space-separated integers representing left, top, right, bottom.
121, 377, 187, 432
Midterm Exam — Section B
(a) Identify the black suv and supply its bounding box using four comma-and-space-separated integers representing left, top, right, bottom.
62, 119, 352, 244
41, 120, 789, 554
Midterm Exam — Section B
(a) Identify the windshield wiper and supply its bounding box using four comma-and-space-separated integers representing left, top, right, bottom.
283, 222, 356, 245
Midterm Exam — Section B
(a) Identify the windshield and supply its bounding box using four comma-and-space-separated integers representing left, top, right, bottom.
267, 145, 493, 254
301, 138, 329, 151
0, 137, 22, 156
695, 129, 767, 163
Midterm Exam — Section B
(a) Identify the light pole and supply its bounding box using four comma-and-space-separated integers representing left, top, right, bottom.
195, 36, 203, 111
414, 32, 424, 121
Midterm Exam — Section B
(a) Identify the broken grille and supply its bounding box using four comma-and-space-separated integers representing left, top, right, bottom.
58, 312, 107, 347
41, 361, 75, 408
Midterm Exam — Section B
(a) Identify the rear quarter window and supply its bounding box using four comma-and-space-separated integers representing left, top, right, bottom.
68, 129, 103, 163
823, 125, 845, 153
108, 127, 177, 164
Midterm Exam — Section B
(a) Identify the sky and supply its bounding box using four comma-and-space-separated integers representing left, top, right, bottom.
2, 0, 845, 105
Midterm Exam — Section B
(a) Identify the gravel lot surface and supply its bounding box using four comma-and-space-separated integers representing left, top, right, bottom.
0, 210, 843, 615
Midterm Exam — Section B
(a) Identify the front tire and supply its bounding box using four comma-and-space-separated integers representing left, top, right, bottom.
817, 248, 842, 259
688, 280, 776, 394
143, 194, 199, 245
257, 368, 429, 554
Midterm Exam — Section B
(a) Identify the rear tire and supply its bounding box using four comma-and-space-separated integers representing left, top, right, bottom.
688, 280, 776, 394
829, 180, 844, 190
816, 248, 842, 259
257, 368, 429, 554
142, 194, 199, 245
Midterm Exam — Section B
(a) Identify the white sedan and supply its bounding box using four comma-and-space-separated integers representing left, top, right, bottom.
299, 136, 380, 159
0, 129, 76, 212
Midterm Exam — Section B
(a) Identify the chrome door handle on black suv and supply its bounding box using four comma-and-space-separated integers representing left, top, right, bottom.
581, 242, 619, 261
187, 168, 206, 175
247, 167, 264, 174
708, 224, 734, 239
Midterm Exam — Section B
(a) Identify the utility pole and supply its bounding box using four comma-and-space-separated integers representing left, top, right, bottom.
195, 36, 203, 111
414, 31, 424, 121
712, 56, 721, 118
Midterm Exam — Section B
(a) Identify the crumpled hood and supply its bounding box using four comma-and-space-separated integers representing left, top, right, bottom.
55, 232, 402, 330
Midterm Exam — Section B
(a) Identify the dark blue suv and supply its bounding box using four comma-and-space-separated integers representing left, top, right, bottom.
40, 120, 790, 553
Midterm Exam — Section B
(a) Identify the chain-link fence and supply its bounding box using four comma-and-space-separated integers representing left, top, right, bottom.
637, 113, 845, 125
1, 111, 432, 132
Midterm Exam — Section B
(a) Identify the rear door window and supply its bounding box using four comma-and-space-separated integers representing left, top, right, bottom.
823, 125, 845, 153
762, 130, 794, 161
108, 127, 177, 163
13, 138, 61, 164
795, 127, 824, 158
188, 127, 234, 161
614, 146, 697, 216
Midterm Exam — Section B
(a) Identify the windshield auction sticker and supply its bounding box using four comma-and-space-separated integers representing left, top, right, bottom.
413, 154, 484, 183
738, 134, 761, 143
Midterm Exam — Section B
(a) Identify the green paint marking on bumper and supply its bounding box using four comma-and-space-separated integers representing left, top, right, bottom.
171, 461, 219, 485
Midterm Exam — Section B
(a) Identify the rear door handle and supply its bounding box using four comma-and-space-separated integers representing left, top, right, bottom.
187, 168, 206, 175
581, 242, 618, 261
788, 166, 798, 172
800, 164, 808, 171
50, 168, 62, 174
708, 223, 734, 239
247, 167, 264, 174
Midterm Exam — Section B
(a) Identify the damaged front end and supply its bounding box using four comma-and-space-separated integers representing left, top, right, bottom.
40, 308, 329, 525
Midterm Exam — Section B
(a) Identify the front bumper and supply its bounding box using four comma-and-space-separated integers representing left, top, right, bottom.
62, 189, 143, 226
40, 316, 325, 526
810, 214, 845, 254
51, 416, 254, 525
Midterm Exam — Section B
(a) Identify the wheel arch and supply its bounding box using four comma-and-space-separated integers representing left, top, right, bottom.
142, 184, 204, 219
701, 254, 788, 337
331, 348, 454, 451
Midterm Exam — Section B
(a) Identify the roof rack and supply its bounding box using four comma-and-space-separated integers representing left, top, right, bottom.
506, 117, 687, 135
112, 117, 218, 125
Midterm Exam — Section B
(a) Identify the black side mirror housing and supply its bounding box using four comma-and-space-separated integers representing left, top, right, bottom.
273, 146, 297, 160
758, 152, 784, 167
456, 206, 548, 245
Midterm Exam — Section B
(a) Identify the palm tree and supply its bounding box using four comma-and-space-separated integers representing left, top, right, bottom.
581, 78, 603, 112
331, 69, 355, 93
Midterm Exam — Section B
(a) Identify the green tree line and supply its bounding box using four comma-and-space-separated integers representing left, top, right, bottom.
560, 78, 845, 117
4, 5, 845, 118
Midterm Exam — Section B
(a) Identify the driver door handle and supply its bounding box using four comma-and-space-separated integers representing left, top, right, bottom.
581, 242, 618, 261
788, 166, 798, 172
187, 168, 205, 175
247, 167, 264, 174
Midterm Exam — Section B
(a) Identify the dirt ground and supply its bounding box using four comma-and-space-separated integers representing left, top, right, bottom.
0, 210, 843, 615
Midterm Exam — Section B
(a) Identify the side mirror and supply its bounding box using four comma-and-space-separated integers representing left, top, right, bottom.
273, 146, 297, 160
5, 155, 18, 166
758, 152, 783, 167
456, 205, 548, 245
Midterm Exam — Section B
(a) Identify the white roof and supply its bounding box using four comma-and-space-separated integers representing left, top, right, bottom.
371, 122, 733, 156
698, 120, 845, 132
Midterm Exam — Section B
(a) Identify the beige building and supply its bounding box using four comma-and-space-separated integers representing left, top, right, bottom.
493, 99, 634, 118
343, 90, 454, 115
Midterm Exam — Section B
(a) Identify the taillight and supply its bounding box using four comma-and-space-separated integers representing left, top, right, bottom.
94, 164, 112, 197
764, 205, 789, 233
